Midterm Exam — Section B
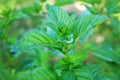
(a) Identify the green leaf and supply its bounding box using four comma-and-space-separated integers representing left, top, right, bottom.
105, 0, 120, 14
47, 6, 75, 43
47, 6, 106, 44
54, 0, 75, 6
54, 53, 87, 77
114, 47, 120, 64
54, 58, 69, 76
73, 66, 93, 80
72, 15, 107, 39
111, 19, 120, 36
55, 61, 93, 80
109, 63, 120, 79
19, 1, 42, 14
61, 70, 76, 80
33, 48, 50, 67
88, 63, 119, 80
54, 53, 87, 70
90, 46, 115, 62
0, 69, 13, 80
69, 53, 87, 67
61, 66, 93, 80
54, 58, 68, 70
39, 0, 46, 2
10, 11, 29, 21
15, 67, 57, 80
80, 0, 101, 5
12, 29, 59, 52
47, 6, 69, 32
12, 6, 107, 54
90, 44, 120, 64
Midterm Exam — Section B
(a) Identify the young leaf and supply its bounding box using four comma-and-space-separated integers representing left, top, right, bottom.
47, 6, 75, 43
54, 58, 68, 71
69, 53, 87, 67
47, 6, 107, 44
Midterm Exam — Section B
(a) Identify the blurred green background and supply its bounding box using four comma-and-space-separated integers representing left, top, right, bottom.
0, 0, 120, 80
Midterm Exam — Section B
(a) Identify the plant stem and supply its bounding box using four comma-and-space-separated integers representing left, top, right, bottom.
65, 47, 68, 58
63, 44, 69, 58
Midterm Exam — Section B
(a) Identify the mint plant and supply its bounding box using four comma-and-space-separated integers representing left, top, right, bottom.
12, 5, 107, 80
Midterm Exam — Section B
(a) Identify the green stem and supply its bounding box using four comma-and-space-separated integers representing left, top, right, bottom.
65, 47, 68, 58
62, 44, 69, 58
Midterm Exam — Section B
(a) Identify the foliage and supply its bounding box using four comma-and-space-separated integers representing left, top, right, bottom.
12, 5, 106, 80
0, 0, 120, 80
15, 67, 57, 80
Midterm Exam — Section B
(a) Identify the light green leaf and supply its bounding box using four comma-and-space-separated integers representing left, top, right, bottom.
54, 58, 68, 70
69, 53, 87, 67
